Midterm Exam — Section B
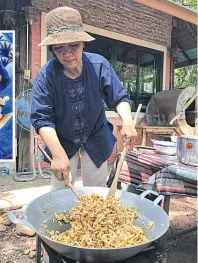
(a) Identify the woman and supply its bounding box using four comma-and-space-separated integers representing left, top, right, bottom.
31, 6, 137, 190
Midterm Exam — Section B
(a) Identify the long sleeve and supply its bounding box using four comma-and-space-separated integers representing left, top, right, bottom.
100, 59, 131, 110
30, 69, 55, 134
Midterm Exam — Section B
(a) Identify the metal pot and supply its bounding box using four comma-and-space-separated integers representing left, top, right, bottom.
177, 136, 198, 166
8, 188, 169, 263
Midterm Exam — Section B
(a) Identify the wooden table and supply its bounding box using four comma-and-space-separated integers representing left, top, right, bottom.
113, 124, 174, 153
141, 126, 174, 146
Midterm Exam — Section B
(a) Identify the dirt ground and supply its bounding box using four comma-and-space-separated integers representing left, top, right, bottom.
0, 172, 197, 263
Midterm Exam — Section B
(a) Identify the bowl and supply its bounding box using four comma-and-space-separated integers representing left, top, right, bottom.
171, 136, 177, 143
150, 139, 177, 155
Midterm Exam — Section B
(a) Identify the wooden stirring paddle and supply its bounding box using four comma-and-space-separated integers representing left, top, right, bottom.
107, 104, 142, 197
38, 145, 81, 200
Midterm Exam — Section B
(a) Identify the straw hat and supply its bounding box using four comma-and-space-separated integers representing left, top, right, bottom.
38, 6, 95, 46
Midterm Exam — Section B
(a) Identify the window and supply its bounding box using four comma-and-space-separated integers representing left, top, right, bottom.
85, 34, 163, 112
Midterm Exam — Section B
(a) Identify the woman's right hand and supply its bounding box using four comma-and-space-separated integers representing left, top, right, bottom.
51, 153, 71, 185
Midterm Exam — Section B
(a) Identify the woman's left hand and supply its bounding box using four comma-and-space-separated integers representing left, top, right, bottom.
120, 119, 137, 147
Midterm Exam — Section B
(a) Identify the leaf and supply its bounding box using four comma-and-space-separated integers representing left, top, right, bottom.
0, 57, 11, 67
0, 41, 12, 58
174, 65, 197, 89
173, 0, 197, 9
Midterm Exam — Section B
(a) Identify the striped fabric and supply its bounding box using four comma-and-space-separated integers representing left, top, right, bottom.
107, 150, 197, 197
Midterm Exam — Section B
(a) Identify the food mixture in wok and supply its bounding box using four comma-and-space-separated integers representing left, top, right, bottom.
45, 194, 148, 248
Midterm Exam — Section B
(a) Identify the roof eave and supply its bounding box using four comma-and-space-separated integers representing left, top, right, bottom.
135, 0, 198, 25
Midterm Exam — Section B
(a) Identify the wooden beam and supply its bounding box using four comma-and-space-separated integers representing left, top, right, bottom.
185, 21, 197, 40
135, 0, 198, 25
176, 40, 191, 63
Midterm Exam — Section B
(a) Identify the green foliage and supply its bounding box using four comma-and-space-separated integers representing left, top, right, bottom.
174, 64, 197, 89
172, 0, 197, 9
173, 0, 197, 88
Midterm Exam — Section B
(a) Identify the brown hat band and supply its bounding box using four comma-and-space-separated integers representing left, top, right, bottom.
47, 25, 84, 35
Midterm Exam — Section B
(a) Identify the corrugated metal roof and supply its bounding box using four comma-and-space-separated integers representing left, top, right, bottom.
178, 47, 197, 62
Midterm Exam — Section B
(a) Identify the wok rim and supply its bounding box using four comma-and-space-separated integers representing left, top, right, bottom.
25, 187, 170, 251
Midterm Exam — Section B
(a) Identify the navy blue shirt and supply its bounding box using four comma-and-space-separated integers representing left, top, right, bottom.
31, 52, 131, 167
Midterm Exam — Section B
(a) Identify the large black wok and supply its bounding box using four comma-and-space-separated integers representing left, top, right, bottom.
8, 188, 169, 263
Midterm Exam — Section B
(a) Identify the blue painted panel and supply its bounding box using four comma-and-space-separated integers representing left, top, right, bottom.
0, 32, 13, 160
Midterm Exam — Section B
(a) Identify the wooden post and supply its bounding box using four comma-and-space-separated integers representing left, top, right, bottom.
136, 51, 140, 109
141, 128, 146, 146
195, 96, 198, 135
170, 55, 175, 90
17, 22, 32, 172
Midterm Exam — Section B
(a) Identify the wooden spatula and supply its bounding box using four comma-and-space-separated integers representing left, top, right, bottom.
107, 104, 142, 197
38, 145, 81, 200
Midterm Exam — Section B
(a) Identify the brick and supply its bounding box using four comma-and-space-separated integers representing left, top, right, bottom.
31, 0, 172, 47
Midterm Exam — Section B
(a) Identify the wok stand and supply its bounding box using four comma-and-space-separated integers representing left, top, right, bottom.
36, 235, 167, 263
8, 187, 169, 263
34, 190, 167, 263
